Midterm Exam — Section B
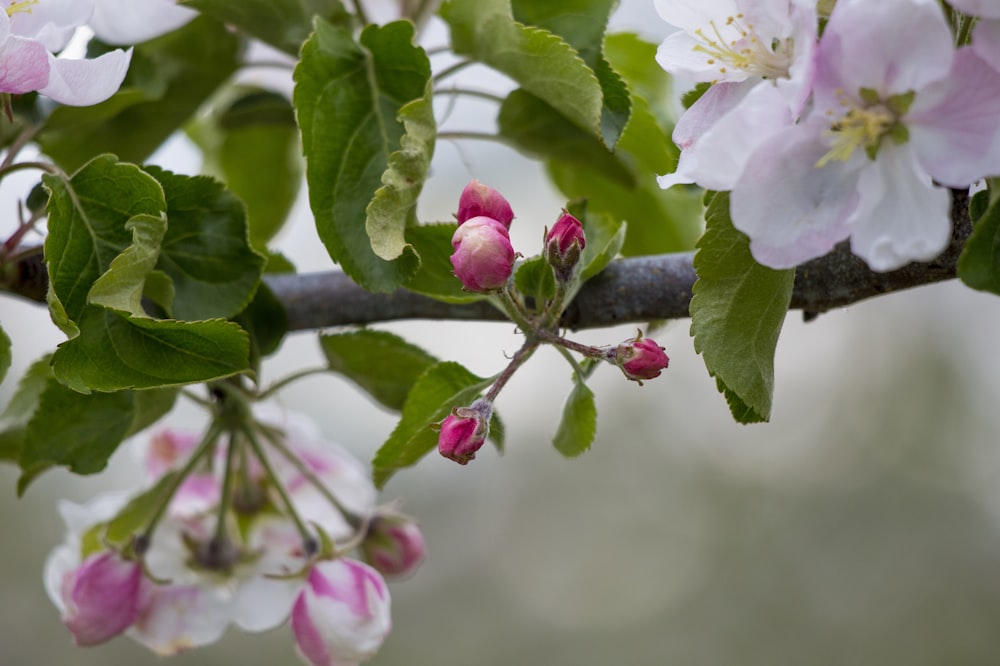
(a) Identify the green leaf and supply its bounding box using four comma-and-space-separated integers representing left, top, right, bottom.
43, 155, 168, 328
498, 89, 634, 187
50, 307, 250, 393
214, 91, 303, 250
88, 213, 168, 316
0, 427, 23, 463
320, 330, 437, 411
372, 361, 495, 488
958, 194, 1000, 295
513, 256, 556, 308
37, 17, 241, 172
552, 379, 596, 458
403, 223, 484, 303
144, 166, 266, 321
441, 0, 605, 140
234, 282, 288, 367
510, 0, 630, 148
0, 324, 10, 388
104, 470, 181, 547
294, 19, 428, 292
1, 356, 52, 425
366, 83, 436, 261
185, 0, 350, 55
567, 201, 626, 281
19, 379, 137, 489
604, 33, 674, 127
689, 193, 794, 423
127, 388, 179, 437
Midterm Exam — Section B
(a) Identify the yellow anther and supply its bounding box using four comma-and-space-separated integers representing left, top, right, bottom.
6, 0, 39, 17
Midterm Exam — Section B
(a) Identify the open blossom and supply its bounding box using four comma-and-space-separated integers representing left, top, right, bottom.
655, 0, 817, 190
0, 0, 131, 106
731, 0, 1000, 271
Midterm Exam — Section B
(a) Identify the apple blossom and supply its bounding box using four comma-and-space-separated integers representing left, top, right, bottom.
611, 335, 670, 383
456, 179, 514, 228
437, 399, 492, 465
361, 512, 426, 580
731, 0, 1000, 271
450, 215, 515, 292
545, 211, 586, 281
291, 558, 392, 666
0, 0, 131, 106
58, 550, 148, 646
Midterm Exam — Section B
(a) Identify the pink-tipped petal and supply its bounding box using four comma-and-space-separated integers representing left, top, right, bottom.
0, 35, 50, 94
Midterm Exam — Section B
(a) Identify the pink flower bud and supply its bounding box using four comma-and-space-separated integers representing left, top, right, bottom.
612, 335, 670, 383
545, 211, 586, 280
456, 179, 514, 228
60, 551, 147, 646
450, 216, 515, 292
437, 400, 492, 465
291, 559, 392, 666
361, 512, 427, 580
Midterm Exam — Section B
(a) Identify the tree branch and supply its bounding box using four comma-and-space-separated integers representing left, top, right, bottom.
265, 190, 973, 331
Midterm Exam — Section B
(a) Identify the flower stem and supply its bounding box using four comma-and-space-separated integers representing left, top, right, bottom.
258, 366, 331, 400
485, 338, 539, 403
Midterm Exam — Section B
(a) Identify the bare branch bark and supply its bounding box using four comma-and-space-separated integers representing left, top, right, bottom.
266, 190, 973, 331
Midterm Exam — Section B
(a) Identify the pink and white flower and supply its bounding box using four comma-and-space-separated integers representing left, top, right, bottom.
0, 0, 131, 106
730, 0, 1000, 271
291, 559, 392, 666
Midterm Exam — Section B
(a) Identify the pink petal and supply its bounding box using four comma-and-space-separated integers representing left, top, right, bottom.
908, 48, 1000, 186
39, 48, 131, 106
847, 144, 951, 272
731, 121, 859, 269
0, 35, 50, 94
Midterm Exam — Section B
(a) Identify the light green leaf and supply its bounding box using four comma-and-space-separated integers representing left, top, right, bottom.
0, 356, 52, 425
320, 330, 438, 411
88, 213, 168, 316
50, 307, 249, 393
367, 82, 436, 261
513, 256, 556, 309
441, 0, 604, 140
403, 223, 484, 304
293, 19, 428, 292
43, 155, 167, 328
552, 379, 596, 457
144, 166, 266, 321
184, 0, 350, 55
689, 193, 794, 423
567, 201, 626, 281
372, 361, 495, 488
0, 325, 9, 388
38, 17, 241, 172
958, 193, 1000, 295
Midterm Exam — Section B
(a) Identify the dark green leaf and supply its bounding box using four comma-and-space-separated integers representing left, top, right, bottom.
604, 33, 673, 127
127, 388, 179, 437
0, 325, 9, 388
19, 380, 136, 488
294, 19, 428, 292
320, 330, 437, 411
104, 470, 181, 547
552, 380, 596, 457
510, 0, 630, 148
144, 166, 266, 320
0, 427, 23, 463
38, 17, 241, 172
958, 194, 1000, 295
50, 307, 250, 393
403, 223, 484, 303
43, 155, 167, 328
234, 282, 288, 366
185, 0, 350, 55
689, 193, 794, 423
372, 361, 495, 488
442, 0, 605, 140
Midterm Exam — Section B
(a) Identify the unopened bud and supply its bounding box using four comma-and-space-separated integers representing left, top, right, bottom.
611, 334, 669, 383
456, 179, 514, 228
545, 211, 586, 281
450, 216, 515, 292
60, 551, 147, 646
361, 511, 427, 579
437, 399, 492, 465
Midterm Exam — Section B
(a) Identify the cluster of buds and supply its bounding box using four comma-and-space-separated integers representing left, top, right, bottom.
45, 405, 425, 664
438, 181, 670, 466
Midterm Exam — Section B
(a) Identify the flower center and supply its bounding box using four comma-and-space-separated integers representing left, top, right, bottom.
691, 14, 793, 80
6, 0, 38, 17
816, 88, 913, 167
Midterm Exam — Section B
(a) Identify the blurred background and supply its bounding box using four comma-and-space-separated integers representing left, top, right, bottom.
5, 3, 1000, 665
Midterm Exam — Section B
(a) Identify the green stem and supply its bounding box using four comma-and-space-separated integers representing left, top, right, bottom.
139, 420, 224, 548
212, 430, 240, 545
493, 286, 535, 334
350, 0, 369, 26
241, 422, 317, 556
433, 59, 474, 83
433, 88, 505, 104
258, 366, 331, 400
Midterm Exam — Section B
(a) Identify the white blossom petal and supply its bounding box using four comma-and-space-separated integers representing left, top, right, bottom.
9, 0, 93, 52
848, 143, 951, 272
128, 585, 231, 656
948, 0, 1000, 19
90, 0, 198, 45
973, 20, 1000, 73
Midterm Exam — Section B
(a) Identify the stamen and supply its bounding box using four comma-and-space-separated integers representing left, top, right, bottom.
816, 92, 899, 167
6, 0, 39, 17
689, 14, 792, 79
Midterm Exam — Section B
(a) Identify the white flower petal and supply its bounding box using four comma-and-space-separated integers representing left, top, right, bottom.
128, 585, 231, 656
9, 0, 93, 52
40, 47, 131, 106
973, 20, 1000, 73
731, 121, 859, 269
848, 144, 951, 272
949, 0, 1000, 19
90, 0, 198, 45
232, 576, 302, 632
